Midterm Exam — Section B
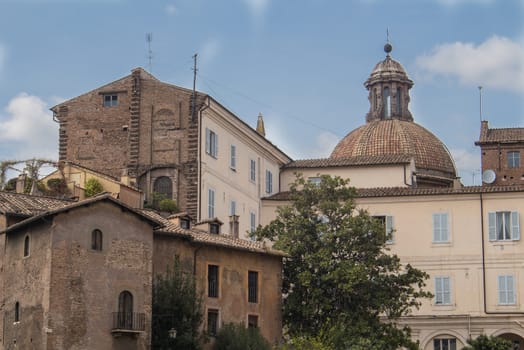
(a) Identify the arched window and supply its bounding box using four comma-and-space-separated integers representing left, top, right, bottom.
383, 87, 391, 118
153, 176, 173, 199
396, 87, 401, 114
91, 229, 103, 251
14, 301, 20, 322
23, 235, 30, 257
118, 291, 134, 329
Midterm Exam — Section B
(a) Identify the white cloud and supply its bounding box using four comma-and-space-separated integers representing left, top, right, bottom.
308, 131, 340, 159
0, 93, 58, 160
165, 4, 177, 16
199, 39, 221, 66
450, 148, 481, 185
435, 0, 494, 6
242, 0, 270, 17
416, 36, 524, 92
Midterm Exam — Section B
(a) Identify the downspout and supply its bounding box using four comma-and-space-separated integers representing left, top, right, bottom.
197, 97, 211, 223
480, 192, 524, 315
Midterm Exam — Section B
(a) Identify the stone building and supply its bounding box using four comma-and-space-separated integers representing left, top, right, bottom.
51, 69, 291, 239
261, 44, 524, 349
0, 192, 283, 350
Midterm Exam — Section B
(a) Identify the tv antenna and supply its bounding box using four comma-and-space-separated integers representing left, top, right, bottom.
146, 33, 153, 72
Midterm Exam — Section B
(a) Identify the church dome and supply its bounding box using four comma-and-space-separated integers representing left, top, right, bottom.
330, 119, 457, 180
330, 43, 457, 186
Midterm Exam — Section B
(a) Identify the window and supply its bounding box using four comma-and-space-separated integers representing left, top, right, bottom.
250, 159, 256, 182
103, 94, 118, 107
205, 128, 218, 158
117, 291, 133, 329
230, 145, 236, 170
209, 223, 220, 235
23, 235, 30, 257
265, 170, 273, 194
383, 87, 391, 118
91, 229, 103, 251
230, 200, 236, 216
208, 265, 219, 298
308, 177, 322, 186
153, 176, 173, 200
374, 215, 394, 243
248, 315, 258, 328
208, 188, 215, 218
207, 309, 219, 336
433, 213, 449, 242
488, 211, 520, 241
14, 302, 20, 323
180, 218, 190, 229
498, 275, 515, 305
508, 151, 520, 168
248, 271, 258, 303
250, 212, 256, 233
435, 277, 451, 305
396, 87, 401, 114
433, 338, 456, 350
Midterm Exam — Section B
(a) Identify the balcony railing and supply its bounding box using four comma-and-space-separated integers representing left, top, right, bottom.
112, 312, 145, 332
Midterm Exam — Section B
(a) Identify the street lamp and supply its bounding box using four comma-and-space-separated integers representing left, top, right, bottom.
168, 328, 177, 339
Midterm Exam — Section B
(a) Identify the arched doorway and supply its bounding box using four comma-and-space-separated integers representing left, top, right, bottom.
117, 291, 133, 329
499, 333, 524, 350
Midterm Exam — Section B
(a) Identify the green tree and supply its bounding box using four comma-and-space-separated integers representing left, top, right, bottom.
462, 334, 511, 350
152, 257, 204, 350
84, 178, 104, 197
253, 175, 431, 350
213, 323, 271, 350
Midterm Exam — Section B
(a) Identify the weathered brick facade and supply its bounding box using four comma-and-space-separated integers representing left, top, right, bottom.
52, 68, 205, 218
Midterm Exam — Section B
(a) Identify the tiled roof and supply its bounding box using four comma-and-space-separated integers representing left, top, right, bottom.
0, 191, 73, 216
144, 210, 285, 257
330, 119, 456, 178
3, 194, 161, 233
284, 155, 412, 169
263, 185, 524, 201
477, 127, 524, 144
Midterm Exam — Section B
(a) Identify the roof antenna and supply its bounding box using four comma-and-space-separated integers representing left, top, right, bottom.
478, 86, 483, 122
146, 33, 153, 72
384, 28, 392, 57
191, 53, 198, 121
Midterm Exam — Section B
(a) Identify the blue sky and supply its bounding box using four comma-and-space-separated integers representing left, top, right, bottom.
0, 0, 522, 185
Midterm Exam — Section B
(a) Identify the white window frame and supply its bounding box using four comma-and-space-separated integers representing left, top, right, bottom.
205, 128, 218, 158
230, 144, 236, 170
249, 159, 256, 183
434, 276, 451, 305
373, 215, 394, 244
208, 188, 215, 218
508, 151, 520, 168
433, 338, 456, 350
498, 274, 516, 305
265, 170, 273, 194
432, 213, 449, 243
488, 211, 520, 241
308, 177, 322, 186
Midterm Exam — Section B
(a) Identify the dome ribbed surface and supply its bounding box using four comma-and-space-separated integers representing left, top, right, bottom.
365, 57, 413, 88
330, 119, 456, 177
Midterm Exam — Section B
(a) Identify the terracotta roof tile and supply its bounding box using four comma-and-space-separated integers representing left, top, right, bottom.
477, 127, 524, 144
284, 155, 412, 169
0, 191, 73, 216
144, 210, 285, 257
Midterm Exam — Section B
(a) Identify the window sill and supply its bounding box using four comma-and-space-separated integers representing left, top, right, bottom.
431, 304, 455, 311
431, 241, 452, 247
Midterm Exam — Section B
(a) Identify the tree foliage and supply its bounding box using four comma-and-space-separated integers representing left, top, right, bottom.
253, 175, 431, 350
152, 257, 204, 350
213, 323, 271, 350
462, 335, 512, 350
84, 178, 104, 197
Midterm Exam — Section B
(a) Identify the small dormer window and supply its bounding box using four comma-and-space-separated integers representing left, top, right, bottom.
210, 223, 220, 234
103, 94, 118, 107
180, 218, 190, 229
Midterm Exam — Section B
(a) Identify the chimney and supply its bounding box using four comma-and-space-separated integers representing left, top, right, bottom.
229, 215, 239, 238
16, 174, 27, 194
256, 113, 266, 137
